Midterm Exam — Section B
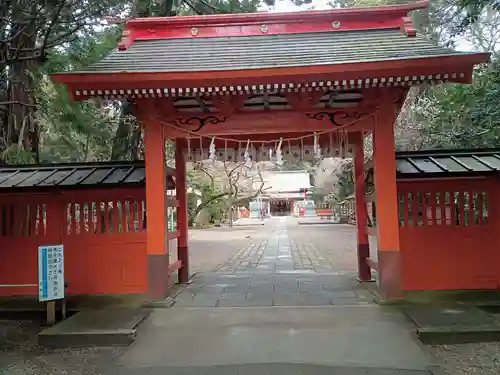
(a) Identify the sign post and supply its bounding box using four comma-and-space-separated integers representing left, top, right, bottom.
169, 208, 175, 232
38, 245, 64, 325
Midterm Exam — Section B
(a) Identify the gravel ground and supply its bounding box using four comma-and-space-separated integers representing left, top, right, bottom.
0, 319, 124, 374
428, 343, 500, 375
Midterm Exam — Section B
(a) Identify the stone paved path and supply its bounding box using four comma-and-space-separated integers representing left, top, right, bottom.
112, 217, 434, 375
175, 216, 373, 308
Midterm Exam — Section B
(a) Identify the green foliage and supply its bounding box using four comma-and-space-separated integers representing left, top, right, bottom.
335, 161, 354, 200
416, 61, 500, 149
0, 0, 129, 69
308, 186, 326, 205
190, 0, 262, 13
37, 28, 121, 162
1, 145, 36, 165
0, 0, 132, 163
44, 28, 121, 74
37, 85, 117, 162
1, 0, 268, 165
137, 0, 261, 16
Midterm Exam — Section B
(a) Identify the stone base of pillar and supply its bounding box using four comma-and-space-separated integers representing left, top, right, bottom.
147, 254, 169, 300
355, 277, 376, 283
377, 251, 404, 300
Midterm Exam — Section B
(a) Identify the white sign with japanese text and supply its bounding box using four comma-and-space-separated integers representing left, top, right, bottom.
38, 245, 64, 302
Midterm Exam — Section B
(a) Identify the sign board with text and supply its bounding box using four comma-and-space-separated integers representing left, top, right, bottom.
38, 245, 64, 302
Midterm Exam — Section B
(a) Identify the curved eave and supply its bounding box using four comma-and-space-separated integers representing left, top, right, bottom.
52, 52, 490, 98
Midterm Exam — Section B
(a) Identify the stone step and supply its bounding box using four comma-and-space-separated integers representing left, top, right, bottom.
38, 306, 149, 348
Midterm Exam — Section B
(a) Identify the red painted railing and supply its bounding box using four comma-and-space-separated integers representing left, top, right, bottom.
398, 178, 498, 291
0, 189, 154, 296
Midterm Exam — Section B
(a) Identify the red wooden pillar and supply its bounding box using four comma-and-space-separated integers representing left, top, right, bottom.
373, 106, 402, 299
144, 121, 169, 299
175, 139, 190, 283
354, 133, 372, 282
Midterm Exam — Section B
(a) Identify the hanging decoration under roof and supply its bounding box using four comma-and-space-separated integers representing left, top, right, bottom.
180, 130, 356, 165
275, 138, 284, 166
208, 136, 216, 162
313, 133, 321, 161
156, 106, 382, 164
243, 140, 251, 165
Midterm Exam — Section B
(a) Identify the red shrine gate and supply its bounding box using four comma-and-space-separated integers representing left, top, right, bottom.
52, 1, 489, 300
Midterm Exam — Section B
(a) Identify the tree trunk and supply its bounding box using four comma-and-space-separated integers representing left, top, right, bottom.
228, 197, 233, 228
4, 18, 39, 164
111, 102, 133, 160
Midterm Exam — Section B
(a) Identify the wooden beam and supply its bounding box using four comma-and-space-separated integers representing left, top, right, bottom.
147, 106, 378, 137
154, 97, 180, 117
284, 91, 324, 111
211, 95, 246, 115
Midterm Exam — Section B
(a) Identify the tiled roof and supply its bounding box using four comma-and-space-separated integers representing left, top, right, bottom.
0, 161, 176, 191
396, 149, 500, 178
76, 29, 470, 74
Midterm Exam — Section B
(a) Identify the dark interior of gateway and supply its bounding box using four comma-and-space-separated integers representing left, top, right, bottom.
270, 200, 291, 216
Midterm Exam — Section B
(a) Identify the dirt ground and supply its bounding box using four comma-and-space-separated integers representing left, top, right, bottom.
429, 343, 500, 375
0, 319, 124, 374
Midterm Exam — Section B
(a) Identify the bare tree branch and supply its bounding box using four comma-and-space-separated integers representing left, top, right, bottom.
0, 100, 37, 108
